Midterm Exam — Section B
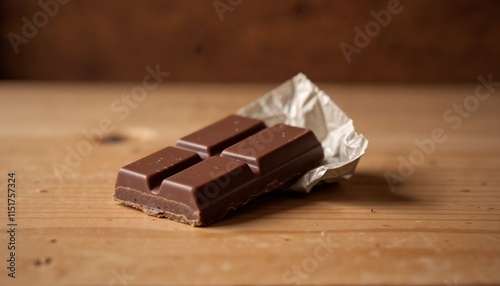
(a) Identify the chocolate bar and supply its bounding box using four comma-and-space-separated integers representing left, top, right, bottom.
114, 115, 323, 226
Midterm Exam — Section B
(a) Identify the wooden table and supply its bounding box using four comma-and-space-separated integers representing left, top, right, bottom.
1, 81, 499, 285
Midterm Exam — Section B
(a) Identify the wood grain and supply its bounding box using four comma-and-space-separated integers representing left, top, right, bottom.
1, 0, 500, 82
0, 82, 499, 285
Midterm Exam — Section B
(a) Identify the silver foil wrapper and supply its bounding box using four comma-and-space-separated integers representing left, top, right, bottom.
237, 73, 369, 192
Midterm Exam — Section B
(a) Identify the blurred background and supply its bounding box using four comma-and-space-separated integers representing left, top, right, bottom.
1, 0, 499, 82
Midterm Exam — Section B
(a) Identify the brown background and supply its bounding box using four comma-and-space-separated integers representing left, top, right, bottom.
1, 0, 499, 82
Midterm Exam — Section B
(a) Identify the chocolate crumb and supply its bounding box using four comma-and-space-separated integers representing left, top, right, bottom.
34, 257, 52, 267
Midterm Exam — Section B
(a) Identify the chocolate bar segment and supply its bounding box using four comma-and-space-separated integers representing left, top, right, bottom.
158, 156, 256, 221
221, 124, 323, 175
115, 146, 202, 194
114, 115, 324, 226
176, 115, 265, 159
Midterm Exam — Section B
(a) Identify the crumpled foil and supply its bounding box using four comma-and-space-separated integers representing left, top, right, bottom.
237, 73, 369, 192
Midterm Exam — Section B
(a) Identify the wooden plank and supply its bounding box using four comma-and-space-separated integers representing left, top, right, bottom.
0, 82, 499, 285
1, 1, 500, 82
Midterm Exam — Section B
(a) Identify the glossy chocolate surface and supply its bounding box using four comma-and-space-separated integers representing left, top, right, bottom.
114, 115, 323, 226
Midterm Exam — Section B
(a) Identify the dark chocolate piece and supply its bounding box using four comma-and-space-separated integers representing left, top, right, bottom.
114, 115, 323, 226
176, 115, 266, 159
